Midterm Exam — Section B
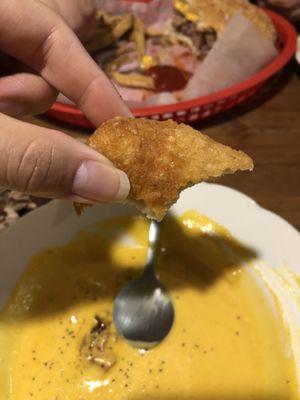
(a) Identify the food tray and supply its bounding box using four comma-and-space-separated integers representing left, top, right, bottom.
46, 10, 297, 127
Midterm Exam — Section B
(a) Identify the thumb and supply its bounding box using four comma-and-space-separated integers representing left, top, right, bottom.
0, 113, 130, 202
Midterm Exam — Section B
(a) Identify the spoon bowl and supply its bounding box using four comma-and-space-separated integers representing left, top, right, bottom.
113, 220, 175, 348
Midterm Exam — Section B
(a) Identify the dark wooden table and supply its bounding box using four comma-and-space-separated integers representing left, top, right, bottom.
25, 67, 300, 230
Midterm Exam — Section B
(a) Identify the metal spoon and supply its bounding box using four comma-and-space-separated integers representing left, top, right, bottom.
113, 220, 175, 348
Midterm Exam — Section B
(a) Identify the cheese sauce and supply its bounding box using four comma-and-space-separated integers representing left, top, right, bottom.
0, 212, 297, 399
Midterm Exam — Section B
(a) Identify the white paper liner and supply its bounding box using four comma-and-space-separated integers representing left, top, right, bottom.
182, 13, 278, 100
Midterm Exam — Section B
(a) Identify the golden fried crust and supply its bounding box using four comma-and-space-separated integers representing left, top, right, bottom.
86, 117, 253, 220
188, 0, 277, 42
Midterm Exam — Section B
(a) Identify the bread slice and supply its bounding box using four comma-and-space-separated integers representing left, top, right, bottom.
174, 0, 277, 43
75, 117, 253, 221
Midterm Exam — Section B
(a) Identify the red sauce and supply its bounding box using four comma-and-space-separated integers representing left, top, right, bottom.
147, 65, 191, 92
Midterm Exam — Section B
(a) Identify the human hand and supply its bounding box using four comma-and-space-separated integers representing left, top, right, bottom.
0, 0, 131, 203
39, 0, 97, 42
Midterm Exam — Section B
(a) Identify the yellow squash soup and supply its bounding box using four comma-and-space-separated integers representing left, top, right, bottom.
0, 212, 297, 399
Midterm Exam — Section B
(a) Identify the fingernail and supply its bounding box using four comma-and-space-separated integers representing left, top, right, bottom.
72, 161, 130, 202
0, 101, 22, 116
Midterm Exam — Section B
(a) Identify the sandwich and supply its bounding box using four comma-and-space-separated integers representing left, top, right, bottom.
168, 0, 277, 58
75, 117, 253, 221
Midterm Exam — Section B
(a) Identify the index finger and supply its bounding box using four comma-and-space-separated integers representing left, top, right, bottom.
0, 0, 131, 126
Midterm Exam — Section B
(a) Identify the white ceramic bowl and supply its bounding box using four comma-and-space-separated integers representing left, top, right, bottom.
1, 183, 300, 389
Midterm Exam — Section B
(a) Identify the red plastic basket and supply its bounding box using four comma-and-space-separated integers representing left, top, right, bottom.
46, 10, 297, 128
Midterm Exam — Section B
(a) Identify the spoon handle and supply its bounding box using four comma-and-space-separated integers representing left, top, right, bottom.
144, 220, 160, 276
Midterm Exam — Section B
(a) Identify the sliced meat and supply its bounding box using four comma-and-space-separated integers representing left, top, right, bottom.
172, 15, 217, 57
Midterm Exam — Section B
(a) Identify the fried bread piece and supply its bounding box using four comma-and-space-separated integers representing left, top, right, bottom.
78, 117, 253, 221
